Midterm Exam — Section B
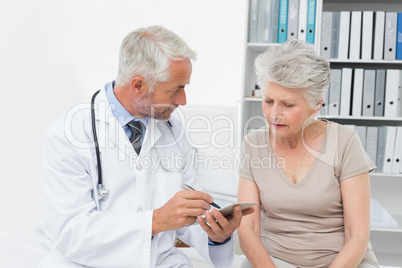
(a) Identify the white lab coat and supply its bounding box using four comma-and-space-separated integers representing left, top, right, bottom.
35, 89, 234, 268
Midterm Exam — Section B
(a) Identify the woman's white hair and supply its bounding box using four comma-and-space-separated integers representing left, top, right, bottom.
116, 25, 197, 90
255, 39, 330, 109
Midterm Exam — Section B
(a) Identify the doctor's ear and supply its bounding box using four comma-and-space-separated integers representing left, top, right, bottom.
130, 76, 147, 95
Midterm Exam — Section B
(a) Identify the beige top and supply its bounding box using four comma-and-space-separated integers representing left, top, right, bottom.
238, 121, 379, 268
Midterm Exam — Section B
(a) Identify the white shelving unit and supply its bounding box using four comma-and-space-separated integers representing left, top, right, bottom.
242, 0, 402, 265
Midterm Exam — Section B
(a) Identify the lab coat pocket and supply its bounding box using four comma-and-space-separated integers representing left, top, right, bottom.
155, 170, 183, 208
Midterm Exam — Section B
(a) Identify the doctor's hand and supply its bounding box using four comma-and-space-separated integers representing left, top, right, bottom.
152, 191, 213, 236
199, 205, 243, 243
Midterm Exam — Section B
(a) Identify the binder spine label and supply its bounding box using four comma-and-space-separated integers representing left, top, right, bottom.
396, 13, 402, 60
278, 0, 288, 43
306, 0, 316, 44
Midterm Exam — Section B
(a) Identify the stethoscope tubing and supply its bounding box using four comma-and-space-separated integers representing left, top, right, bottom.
91, 90, 103, 186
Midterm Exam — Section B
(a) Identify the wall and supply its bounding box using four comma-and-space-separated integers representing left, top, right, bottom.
0, 0, 247, 237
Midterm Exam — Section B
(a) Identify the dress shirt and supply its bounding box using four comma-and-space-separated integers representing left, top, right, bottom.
105, 81, 148, 142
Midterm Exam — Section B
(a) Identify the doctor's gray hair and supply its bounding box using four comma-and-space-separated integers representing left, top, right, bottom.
255, 39, 330, 109
116, 25, 197, 90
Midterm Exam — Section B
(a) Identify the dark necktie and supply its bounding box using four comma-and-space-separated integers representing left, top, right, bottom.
127, 120, 144, 155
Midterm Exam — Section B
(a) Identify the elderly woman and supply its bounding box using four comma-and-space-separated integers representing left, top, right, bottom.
237, 40, 379, 268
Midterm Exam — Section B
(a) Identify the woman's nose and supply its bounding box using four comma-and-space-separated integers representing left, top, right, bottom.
270, 106, 284, 122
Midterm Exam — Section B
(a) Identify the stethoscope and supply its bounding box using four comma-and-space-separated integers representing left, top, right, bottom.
90, 90, 186, 201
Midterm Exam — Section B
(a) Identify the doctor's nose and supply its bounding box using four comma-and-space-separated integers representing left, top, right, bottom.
174, 88, 187, 106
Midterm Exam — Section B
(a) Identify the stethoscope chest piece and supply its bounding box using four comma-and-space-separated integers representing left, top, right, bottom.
97, 184, 110, 201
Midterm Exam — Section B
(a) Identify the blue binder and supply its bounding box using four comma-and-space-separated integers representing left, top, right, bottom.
278, 0, 288, 43
306, 0, 316, 44
396, 13, 402, 60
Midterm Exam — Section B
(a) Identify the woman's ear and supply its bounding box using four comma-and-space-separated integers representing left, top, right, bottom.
311, 99, 324, 117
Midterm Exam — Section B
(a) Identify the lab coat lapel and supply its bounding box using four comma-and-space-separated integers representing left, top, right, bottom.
140, 117, 162, 158
95, 89, 136, 159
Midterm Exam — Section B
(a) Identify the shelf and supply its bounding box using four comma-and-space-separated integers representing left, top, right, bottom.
318, 116, 402, 126
244, 97, 262, 102
242, 108, 402, 126
371, 173, 402, 178
329, 59, 402, 64
329, 59, 402, 69
247, 43, 280, 53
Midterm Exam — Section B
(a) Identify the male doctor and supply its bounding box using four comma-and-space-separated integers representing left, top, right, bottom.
35, 25, 244, 267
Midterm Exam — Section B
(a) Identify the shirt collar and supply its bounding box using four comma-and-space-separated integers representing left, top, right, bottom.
105, 81, 148, 127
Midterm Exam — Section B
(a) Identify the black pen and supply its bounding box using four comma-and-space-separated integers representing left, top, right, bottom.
180, 184, 221, 209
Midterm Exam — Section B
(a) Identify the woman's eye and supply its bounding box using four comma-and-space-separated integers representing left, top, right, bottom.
282, 102, 294, 107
